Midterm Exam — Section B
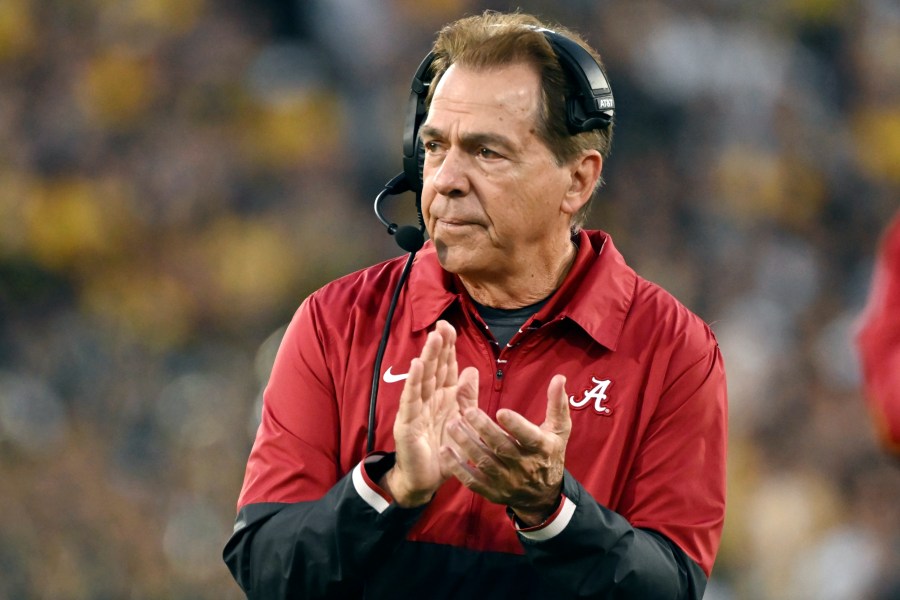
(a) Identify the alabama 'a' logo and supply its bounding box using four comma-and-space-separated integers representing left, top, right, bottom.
569, 377, 613, 416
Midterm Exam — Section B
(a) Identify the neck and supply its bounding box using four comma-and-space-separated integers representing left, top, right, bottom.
460, 236, 578, 309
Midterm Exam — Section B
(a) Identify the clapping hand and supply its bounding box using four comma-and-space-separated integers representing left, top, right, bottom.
381, 320, 478, 507
440, 374, 572, 526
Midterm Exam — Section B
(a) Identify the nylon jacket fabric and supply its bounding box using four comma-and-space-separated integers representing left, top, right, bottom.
224, 229, 727, 598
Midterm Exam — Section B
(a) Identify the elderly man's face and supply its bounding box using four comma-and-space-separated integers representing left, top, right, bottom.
420, 62, 580, 287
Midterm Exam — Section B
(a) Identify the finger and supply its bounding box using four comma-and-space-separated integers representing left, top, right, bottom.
457, 367, 479, 412
434, 321, 457, 389
439, 445, 492, 495
434, 319, 455, 340
397, 358, 424, 424
437, 443, 464, 478
417, 330, 443, 400
444, 325, 459, 387
447, 417, 505, 477
543, 374, 571, 438
462, 407, 520, 462
496, 408, 547, 452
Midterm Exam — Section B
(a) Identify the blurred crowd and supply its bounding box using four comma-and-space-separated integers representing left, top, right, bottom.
0, 0, 898, 598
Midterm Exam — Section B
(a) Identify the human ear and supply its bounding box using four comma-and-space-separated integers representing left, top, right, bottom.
561, 151, 602, 216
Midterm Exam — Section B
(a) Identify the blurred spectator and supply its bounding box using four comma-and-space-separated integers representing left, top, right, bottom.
856, 210, 900, 454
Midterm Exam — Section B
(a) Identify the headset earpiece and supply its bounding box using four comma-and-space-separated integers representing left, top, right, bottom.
539, 30, 615, 133
402, 52, 436, 194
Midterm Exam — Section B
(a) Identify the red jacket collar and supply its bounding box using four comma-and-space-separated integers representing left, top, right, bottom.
406, 230, 636, 351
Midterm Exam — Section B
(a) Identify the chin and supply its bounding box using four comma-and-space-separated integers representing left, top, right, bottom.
433, 240, 474, 275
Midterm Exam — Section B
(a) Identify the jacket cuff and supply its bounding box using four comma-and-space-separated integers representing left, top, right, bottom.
508, 495, 577, 542
351, 452, 396, 514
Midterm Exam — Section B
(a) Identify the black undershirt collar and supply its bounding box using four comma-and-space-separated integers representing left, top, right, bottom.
471, 296, 551, 348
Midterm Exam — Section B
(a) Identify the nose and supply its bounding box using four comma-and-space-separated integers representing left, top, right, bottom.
427, 147, 470, 198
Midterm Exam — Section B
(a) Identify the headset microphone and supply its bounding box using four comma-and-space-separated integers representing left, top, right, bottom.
374, 173, 426, 253
394, 226, 425, 253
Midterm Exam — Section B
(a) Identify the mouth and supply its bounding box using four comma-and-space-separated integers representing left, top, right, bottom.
436, 216, 479, 227
434, 218, 479, 235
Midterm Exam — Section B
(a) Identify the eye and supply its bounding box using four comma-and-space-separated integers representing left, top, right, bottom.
477, 147, 500, 159
423, 140, 446, 156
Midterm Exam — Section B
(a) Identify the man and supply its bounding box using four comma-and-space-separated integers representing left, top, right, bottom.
224, 12, 727, 599
856, 210, 900, 455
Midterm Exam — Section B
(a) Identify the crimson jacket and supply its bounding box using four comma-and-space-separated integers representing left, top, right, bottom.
224, 229, 728, 599
856, 211, 900, 453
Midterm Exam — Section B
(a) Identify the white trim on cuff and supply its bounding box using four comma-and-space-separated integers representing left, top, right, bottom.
518, 496, 576, 542
352, 462, 390, 514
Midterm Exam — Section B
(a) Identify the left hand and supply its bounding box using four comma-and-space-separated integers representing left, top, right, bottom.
383, 320, 479, 507
439, 374, 572, 526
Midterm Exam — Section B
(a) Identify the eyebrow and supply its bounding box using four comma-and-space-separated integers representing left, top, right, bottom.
419, 125, 518, 155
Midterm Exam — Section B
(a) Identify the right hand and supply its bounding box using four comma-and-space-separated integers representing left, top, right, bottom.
381, 320, 479, 507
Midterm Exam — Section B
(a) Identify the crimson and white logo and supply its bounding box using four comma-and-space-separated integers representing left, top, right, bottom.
569, 377, 613, 416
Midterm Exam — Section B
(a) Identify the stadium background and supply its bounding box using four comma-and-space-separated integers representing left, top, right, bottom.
0, 0, 898, 598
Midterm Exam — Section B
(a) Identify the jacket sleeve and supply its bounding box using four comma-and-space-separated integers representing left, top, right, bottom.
222, 295, 423, 598
856, 211, 900, 453
516, 343, 727, 599
513, 473, 707, 599
223, 454, 426, 599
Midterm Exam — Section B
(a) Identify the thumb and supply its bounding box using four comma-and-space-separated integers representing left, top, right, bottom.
457, 366, 480, 412
543, 374, 571, 439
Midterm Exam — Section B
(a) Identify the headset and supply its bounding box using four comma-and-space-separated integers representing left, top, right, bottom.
368, 28, 615, 452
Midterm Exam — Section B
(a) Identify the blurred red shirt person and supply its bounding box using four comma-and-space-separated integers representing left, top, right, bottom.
856, 211, 900, 453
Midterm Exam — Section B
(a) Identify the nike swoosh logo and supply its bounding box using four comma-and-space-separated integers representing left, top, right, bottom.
383, 366, 409, 383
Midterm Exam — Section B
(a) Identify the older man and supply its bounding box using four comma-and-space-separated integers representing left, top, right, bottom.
224, 11, 727, 599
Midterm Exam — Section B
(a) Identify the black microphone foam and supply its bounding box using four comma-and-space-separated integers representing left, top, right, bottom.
394, 225, 425, 252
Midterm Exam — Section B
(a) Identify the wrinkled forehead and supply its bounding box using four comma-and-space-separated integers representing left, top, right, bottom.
428, 63, 542, 120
